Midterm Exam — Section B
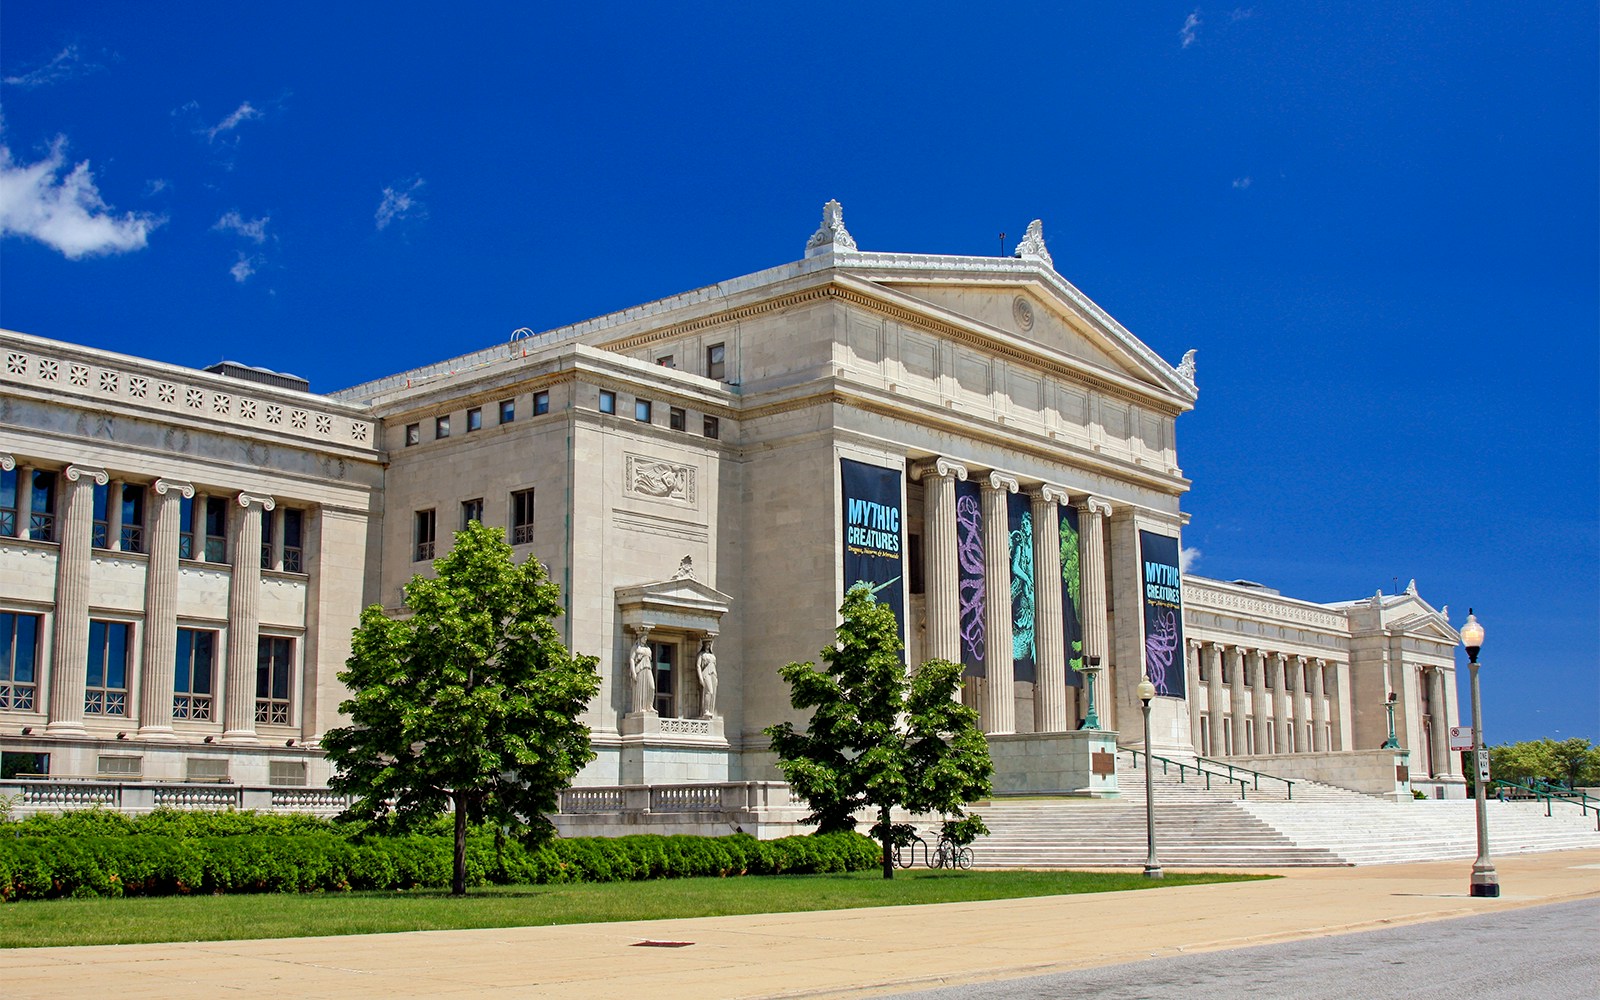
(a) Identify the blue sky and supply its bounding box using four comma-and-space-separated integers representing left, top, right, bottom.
2, 3, 1595, 743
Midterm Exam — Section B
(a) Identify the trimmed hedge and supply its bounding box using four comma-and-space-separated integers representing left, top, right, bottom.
0, 810, 880, 900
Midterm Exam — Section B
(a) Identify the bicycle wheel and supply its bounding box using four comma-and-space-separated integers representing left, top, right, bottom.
957, 847, 974, 870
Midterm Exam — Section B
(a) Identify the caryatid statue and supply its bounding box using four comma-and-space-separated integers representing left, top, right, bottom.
697, 639, 718, 719
631, 632, 655, 714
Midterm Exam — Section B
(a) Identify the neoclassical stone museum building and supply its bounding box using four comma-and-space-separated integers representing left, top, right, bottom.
0, 203, 1466, 821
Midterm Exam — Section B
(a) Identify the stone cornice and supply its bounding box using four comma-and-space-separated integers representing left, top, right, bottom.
1186, 577, 1350, 632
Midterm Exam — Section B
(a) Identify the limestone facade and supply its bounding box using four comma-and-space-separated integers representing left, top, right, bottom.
0, 205, 1465, 807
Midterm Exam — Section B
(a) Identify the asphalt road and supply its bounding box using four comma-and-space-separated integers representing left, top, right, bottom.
888, 898, 1599, 1000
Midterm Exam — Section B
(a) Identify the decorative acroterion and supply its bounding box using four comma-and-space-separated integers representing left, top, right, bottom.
1176, 349, 1197, 385
1012, 219, 1053, 268
805, 199, 857, 255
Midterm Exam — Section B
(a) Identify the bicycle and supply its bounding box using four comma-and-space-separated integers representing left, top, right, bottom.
930, 834, 974, 870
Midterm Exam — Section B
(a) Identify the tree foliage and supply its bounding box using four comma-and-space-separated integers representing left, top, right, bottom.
324, 523, 600, 894
1489, 738, 1600, 790
765, 584, 993, 878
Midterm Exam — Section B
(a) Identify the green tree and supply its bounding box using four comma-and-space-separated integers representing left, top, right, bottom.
1489, 738, 1600, 790
324, 523, 600, 895
765, 583, 993, 879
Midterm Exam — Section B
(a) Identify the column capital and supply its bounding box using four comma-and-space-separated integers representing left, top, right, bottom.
1079, 495, 1115, 517
0, 453, 13, 472
1031, 483, 1070, 505
984, 471, 1019, 494
236, 491, 276, 511
153, 478, 196, 498
64, 464, 109, 485
910, 457, 969, 482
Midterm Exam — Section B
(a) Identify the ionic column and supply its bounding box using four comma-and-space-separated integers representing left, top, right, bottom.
1228, 647, 1248, 756
1330, 661, 1351, 751
1297, 658, 1313, 752
1205, 643, 1225, 757
15, 463, 34, 539
979, 472, 1018, 734
1274, 654, 1293, 753
46, 465, 107, 733
1312, 659, 1330, 752
106, 479, 124, 551
1249, 649, 1269, 754
222, 492, 274, 743
0, 454, 13, 537
1186, 639, 1204, 752
138, 479, 193, 739
1077, 495, 1113, 732
191, 491, 207, 561
1031, 485, 1069, 732
1428, 666, 1449, 776
915, 459, 967, 665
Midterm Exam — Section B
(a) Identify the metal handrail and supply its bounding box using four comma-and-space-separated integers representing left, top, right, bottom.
1496, 779, 1600, 830
1526, 778, 1599, 813
1188, 753, 1298, 800
1120, 747, 1252, 800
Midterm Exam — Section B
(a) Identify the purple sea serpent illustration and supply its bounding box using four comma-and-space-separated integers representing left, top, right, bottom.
1145, 608, 1178, 693
956, 493, 986, 665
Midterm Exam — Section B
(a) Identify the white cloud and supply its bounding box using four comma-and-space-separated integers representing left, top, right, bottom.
145, 178, 169, 197
229, 252, 261, 283
1180, 546, 1202, 573
375, 177, 426, 230
206, 101, 262, 142
0, 136, 163, 259
214, 210, 270, 243
3, 45, 93, 88
1180, 10, 1202, 48
1232, 176, 1253, 189
1230, 8, 1254, 21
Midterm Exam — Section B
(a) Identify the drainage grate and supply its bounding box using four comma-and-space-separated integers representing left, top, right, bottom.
632, 940, 695, 948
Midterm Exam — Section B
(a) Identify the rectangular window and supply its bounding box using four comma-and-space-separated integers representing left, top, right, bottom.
706, 342, 726, 380
435, 415, 451, 439
173, 628, 217, 721
703, 415, 720, 439
461, 498, 484, 530
405, 423, 421, 446
119, 484, 145, 553
466, 407, 483, 432
414, 509, 437, 562
91, 482, 110, 548
635, 399, 652, 423
97, 755, 142, 778
28, 470, 57, 542
652, 641, 677, 718
86, 619, 131, 716
510, 489, 535, 545
1, 751, 49, 779
598, 390, 616, 415
499, 399, 516, 423
179, 496, 195, 559
186, 757, 229, 782
533, 391, 549, 416
255, 636, 294, 725
204, 497, 228, 561
0, 611, 41, 711
282, 508, 304, 573
656, 355, 676, 368
269, 760, 307, 787
259, 507, 275, 570
0, 467, 15, 537
669, 407, 686, 431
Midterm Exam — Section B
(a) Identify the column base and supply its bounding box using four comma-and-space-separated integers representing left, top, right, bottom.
44, 719, 88, 736
221, 729, 261, 745
1470, 868, 1500, 897
135, 726, 180, 741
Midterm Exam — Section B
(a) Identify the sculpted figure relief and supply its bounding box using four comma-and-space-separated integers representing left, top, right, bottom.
697, 640, 718, 719
631, 634, 655, 714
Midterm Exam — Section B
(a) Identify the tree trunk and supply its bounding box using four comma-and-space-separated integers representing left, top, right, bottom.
879, 805, 893, 880
452, 792, 468, 896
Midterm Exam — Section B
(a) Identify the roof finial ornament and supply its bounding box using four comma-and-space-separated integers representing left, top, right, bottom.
1011, 219, 1053, 268
1176, 349, 1197, 385
673, 555, 696, 581
805, 199, 857, 256
1406, 579, 1417, 596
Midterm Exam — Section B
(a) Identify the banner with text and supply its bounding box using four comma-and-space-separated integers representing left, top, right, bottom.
840, 459, 905, 650
1138, 530, 1186, 698
954, 479, 986, 676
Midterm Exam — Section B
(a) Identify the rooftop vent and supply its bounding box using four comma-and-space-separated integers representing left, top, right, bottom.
203, 360, 310, 394
1229, 579, 1281, 595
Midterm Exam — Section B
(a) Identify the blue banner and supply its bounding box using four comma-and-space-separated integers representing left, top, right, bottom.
840, 459, 905, 648
1138, 530, 1186, 698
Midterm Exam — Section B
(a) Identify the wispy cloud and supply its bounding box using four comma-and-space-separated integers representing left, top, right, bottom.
1232, 176, 1253, 189
375, 177, 426, 230
1180, 546, 1202, 573
229, 252, 262, 283
0, 135, 163, 259
3, 44, 97, 89
206, 101, 263, 142
1230, 8, 1254, 22
1180, 10, 1202, 49
214, 210, 270, 243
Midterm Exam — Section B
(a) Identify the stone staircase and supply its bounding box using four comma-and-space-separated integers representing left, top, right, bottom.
898, 752, 1600, 868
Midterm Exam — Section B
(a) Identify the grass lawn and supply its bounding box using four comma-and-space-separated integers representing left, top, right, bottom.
0, 869, 1271, 948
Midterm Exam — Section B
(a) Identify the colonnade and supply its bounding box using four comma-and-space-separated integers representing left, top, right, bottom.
1185, 639, 1346, 757
4, 453, 297, 745
914, 458, 1115, 736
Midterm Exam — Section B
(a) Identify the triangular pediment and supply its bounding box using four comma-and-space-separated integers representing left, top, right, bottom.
859, 276, 1195, 404
615, 576, 732, 614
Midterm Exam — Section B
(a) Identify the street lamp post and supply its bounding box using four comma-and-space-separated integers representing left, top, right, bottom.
1460, 610, 1498, 898
1081, 655, 1102, 731
1381, 692, 1400, 749
1138, 675, 1162, 879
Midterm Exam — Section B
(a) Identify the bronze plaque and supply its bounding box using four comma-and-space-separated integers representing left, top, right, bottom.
1091, 751, 1115, 776
1396, 765, 1409, 782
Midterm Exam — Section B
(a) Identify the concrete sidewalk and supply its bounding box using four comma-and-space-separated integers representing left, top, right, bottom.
6, 849, 1599, 1000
